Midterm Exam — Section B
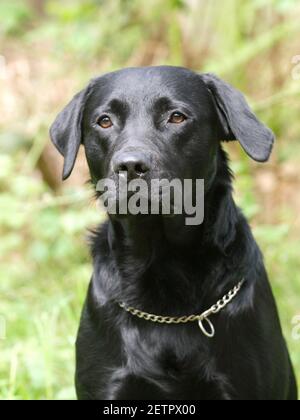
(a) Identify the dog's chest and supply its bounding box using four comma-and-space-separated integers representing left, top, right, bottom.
119, 323, 232, 399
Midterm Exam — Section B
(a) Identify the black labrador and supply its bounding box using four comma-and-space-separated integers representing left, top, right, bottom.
50, 66, 297, 400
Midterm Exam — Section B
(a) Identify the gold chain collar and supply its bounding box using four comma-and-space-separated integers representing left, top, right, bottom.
118, 280, 244, 338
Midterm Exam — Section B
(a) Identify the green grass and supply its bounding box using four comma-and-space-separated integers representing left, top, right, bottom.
0, 154, 104, 399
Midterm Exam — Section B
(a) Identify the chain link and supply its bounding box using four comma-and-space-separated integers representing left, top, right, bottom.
118, 280, 244, 327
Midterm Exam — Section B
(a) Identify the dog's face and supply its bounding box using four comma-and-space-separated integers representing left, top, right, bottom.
82, 67, 219, 186
50, 66, 274, 211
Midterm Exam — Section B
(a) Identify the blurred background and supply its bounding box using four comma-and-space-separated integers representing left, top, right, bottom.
0, 0, 299, 400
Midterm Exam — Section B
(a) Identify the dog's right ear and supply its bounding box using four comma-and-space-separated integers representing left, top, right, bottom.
200, 73, 275, 162
50, 83, 93, 180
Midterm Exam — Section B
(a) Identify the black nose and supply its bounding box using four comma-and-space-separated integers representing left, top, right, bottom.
113, 154, 150, 180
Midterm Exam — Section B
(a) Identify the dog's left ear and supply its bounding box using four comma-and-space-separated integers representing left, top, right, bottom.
200, 73, 275, 162
50, 82, 93, 180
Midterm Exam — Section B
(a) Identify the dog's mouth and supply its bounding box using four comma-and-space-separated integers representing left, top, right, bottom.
98, 191, 178, 218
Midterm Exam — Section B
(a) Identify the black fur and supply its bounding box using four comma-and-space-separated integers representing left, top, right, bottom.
50, 66, 297, 400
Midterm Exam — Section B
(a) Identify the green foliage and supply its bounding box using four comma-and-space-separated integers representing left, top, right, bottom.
0, 0, 34, 36
0, 154, 103, 399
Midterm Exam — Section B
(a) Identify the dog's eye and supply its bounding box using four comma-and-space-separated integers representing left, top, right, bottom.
97, 115, 113, 129
168, 112, 187, 124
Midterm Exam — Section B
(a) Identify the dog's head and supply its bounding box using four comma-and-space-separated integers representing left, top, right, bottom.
50, 66, 274, 210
